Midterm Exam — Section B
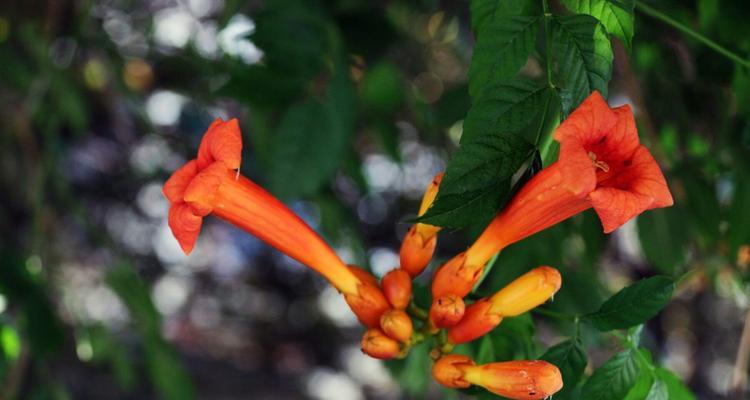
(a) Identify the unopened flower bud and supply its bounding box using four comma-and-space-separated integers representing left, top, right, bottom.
380, 309, 413, 343
382, 269, 412, 309
345, 266, 391, 328
447, 298, 503, 344
488, 266, 561, 317
400, 173, 443, 277
429, 294, 465, 329
361, 328, 400, 360
461, 360, 563, 400
432, 354, 474, 389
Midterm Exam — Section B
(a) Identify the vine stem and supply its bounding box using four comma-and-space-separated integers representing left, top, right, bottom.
542, 0, 554, 87
635, 1, 750, 69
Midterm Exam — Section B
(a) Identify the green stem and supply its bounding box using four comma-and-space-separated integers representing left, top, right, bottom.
636, 1, 750, 69
408, 302, 429, 321
533, 308, 578, 321
542, 0, 555, 86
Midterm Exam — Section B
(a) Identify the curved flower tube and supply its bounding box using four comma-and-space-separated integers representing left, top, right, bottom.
432, 91, 673, 299
432, 355, 563, 400
448, 266, 561, 344
400, 173, 443, 277
163, 119, 389, 327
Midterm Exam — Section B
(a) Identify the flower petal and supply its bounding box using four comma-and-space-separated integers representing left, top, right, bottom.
596, 104, 640, 163
163, 160, 199, 203
168, 202, 203, 254
589, 146, 673, 232
553, 91, 618, 146
183, 161, 230, 216
197, 118, 243, 170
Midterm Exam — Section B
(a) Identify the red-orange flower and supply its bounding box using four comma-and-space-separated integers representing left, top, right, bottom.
432, 356, 563, 400
432, 91, 673, 299
163, 119, 389, 327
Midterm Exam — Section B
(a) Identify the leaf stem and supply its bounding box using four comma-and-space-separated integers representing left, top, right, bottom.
635, 1, 750, 69
542, 0, 555, 86
534, 307, 578, 321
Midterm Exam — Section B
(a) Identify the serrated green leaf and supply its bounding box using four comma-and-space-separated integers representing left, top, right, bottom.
468, 16, 541, 96
540, 339, 587, 399
655, 368, 696, 400
645, 379, 669, 400
587, 276, 674, 331
463, 81, 553, 143
561, 0, 635, 50
551, 14, 613, 115
419, 81, 551, 228
418, 132, 534, 229
581, 350, 641, 400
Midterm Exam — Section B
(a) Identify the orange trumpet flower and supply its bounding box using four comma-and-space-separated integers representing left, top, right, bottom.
400, 173, 443, 277
432, 355, 563, 400
432, 91, 673, 299
448, 266, 561, 344
163, 119, 389, 327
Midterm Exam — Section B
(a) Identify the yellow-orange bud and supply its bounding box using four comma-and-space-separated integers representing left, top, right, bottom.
400, 173, 443, 277
461, 360, 563, 400
380, 309, 413, 343
432, 354, 474, 388
400, 226, 437, 277
429, 294, 465, 329
382, 269, 412, 309
447, 267, 560, 344
344, 266, 392, 328
488, 266, 561, 316
361, 328, 400, 360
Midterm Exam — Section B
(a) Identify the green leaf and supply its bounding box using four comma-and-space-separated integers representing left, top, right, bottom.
476, 335, 496, 364
107, 263, 195, 400
551, 14, 613, 115
489, 314, 537, 360
560, 0, 635, 51
385, 341, 430, 396
587, 276, 674, 331
540, 339, 587, 399
655, 368, 696, 400
637, 206, 690, 275
581, 349, 641, 400
418, 132, 534, 229
470, 0, 540, 31
419, 81, 549, 229
252, 0, 330, 79
468, 16, 542, 96
268, 56, 356, 199
645, 380, 669, 400
360, 62, 405, 115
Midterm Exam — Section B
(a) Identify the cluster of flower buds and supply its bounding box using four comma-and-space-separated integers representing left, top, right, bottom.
163, 92, 672, 400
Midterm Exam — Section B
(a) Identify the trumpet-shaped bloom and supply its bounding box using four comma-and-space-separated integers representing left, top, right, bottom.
432, 91, 673, 299
400, 173, 443, 277
448, 267, 561, 344
163, 119, 389, 327
432, 356, 563, 400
